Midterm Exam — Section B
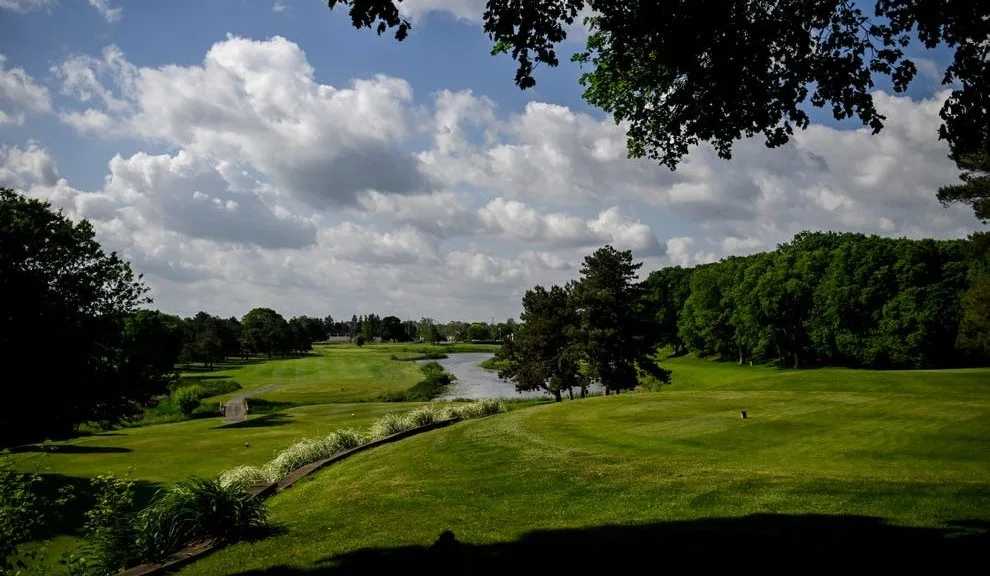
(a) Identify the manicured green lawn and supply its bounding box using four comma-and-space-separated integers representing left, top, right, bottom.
182, 343, 499, 405
177, 359, 990, 574
9, 402, 431, 574
12, 403, 429, 486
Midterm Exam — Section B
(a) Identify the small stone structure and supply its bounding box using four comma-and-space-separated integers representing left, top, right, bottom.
223, 399, 247, 423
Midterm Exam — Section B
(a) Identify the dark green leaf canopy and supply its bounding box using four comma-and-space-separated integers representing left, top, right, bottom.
326, 0, 990, 168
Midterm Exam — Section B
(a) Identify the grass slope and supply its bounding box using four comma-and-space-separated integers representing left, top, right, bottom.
178, 359, 990, 574
12, 403, 428, 485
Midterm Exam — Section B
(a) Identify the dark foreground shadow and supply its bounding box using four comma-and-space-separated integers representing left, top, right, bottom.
9, 444, 132, 454
231, 514, 990, 575
30, 474, 162, 539
214, 412, 294, 430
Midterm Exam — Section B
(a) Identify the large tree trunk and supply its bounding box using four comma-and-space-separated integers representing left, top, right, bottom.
568, 388, 574, 400
605, 387, 610, 396
738, 348, 745, 365
553, 389, 562, 402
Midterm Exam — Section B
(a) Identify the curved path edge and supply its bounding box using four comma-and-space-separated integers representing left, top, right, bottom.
119, 417, 462, 576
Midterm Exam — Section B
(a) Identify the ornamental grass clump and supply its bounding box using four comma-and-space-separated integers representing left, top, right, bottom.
367, 412, 415, 441
218, 465, 278, 489
450, 399, 506, 419
406, 405, 444, 427
133, 477, 268, 562
266, 438, 331, 480
318, 428, 363, 454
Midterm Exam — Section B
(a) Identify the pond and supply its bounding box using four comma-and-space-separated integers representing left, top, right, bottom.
418, 353, 548, 400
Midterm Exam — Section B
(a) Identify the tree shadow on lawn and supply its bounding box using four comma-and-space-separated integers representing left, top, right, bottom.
230, 514, 990, 575
213, 412, 295, 430
9, 444, 132, 454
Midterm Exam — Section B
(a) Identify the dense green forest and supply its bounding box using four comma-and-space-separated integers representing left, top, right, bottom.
644, 231, 990, 369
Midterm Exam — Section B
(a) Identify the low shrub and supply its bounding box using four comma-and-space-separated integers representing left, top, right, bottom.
449, 399, 507, 419
218, 466, 277, 489
266, 439, 331, 480
194, 379, 242, 397
66, 474, 139, 575
1, 451, 71, 572
133, 477, 267, 563
170, 386, 202, 416
319, 429, 362, 454
406, 406, 443, 427
384, 362, 456, 402
69, 475, 267, 572
367, 412, 415, 441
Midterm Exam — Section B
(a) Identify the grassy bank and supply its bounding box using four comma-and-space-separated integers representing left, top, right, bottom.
178, 360, 990, 574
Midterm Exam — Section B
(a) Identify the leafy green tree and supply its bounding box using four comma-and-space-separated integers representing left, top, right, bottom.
956, 275, 990, 358
219, 317, 242, 361
498, 284, 587, 401
241, 308, 288, 358
120, 310, 184, 390
643, 266, 693, 355
287, 317, 315, 354
380, 316, 406, 342
402, 319, 419, 342
1, 189, 156, 443
467, 323, 491, 342
326, 1, 990, 171
938, 153, 990, 222
679, 264, 734, 357
418, 318, 440, 343
572, 246, 666, 394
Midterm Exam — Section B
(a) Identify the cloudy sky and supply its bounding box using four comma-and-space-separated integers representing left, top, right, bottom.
0, 0, 982, 321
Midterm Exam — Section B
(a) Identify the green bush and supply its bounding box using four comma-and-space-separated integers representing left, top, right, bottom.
193, 379, 241, 397
1, 454, 44, 572
68, 476, 267, 572
355, 334, 366, 347
66, 474, 139, 575
383, 362, 456, 402
132, 478, 267, 562
170, 386, 202, 416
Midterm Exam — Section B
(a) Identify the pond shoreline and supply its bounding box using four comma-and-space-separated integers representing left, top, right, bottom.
418, 353, 547, 400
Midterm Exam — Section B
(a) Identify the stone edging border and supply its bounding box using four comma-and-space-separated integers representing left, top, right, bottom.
119, 417, 462, 576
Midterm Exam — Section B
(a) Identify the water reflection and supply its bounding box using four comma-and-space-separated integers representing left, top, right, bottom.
418, 353, 547, 400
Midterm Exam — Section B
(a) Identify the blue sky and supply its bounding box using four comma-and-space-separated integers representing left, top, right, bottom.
0, 0, 981, 321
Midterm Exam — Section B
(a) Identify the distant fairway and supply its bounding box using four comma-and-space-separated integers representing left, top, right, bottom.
181, 343, 498, 405
176, 356, 990, 574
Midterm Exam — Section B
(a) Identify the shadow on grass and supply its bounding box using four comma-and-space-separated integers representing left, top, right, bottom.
9, 444, 132, 454
178, 374, 236, 383
229, 514, 990, 575
214, 412, 295, 430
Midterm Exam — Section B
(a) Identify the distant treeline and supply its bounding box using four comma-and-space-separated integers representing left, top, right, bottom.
644, 231, 990, 369
173, 311, 515, 368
